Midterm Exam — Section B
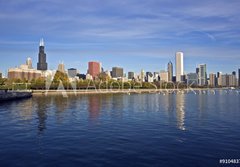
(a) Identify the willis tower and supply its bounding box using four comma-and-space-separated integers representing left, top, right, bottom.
37, 38, 48, 71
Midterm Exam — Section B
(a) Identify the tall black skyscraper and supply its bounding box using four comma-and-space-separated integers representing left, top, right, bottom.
37, 38, 48, 71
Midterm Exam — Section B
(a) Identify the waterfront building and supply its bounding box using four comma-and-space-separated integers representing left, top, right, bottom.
140, 69, 145, 82
146, 72, 154, 82
77, 74, 86, 80
221, 74, 229, 87
209, 73, 216, 87
8, 59, 42, 81
154, 72, 160, 82
175, 52, 184, 82
198, 64, 207, 86
68, 68, 77, 78
181, 74, 187, 83
167, 61, 173, 82
128, 72, 135, 80
217, 72, 222, 86
88, 61, 101, 79
37, 38, 48, 71
229, 74, 236, 87
160, 70, 168, 82
187, 73, 198, 85
112, 67, 124, 78
58, 63, 65, 73
86, 74, 93, 80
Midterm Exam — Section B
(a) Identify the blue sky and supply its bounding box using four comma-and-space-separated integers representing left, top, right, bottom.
0, 0, 240, 76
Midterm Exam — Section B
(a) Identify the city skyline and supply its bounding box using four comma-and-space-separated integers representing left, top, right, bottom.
0, 0, 240, 75
1, 39, 239, 79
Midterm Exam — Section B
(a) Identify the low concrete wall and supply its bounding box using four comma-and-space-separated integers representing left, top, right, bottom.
0, 91, 32, 101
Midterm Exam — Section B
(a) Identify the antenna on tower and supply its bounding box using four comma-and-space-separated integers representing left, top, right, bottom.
39, 38, 44, 46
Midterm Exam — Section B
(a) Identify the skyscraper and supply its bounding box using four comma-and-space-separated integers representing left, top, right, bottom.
198, 64, 207, 86
167, 61, 173, 82
88, 61, 101, 79
128, 72, 134, 80
160, 70, 169, 82
58, 62, 65, 73
26, 57, 33, 69
68, 68, 77, 78
209, 73, 216, 87
187, 73, 198, 85
112, 67, 124, 78
37, 38, 48, 71
175, 52, 184, 82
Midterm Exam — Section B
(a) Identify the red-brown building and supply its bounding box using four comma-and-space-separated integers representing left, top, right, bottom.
88, 61, 101, 79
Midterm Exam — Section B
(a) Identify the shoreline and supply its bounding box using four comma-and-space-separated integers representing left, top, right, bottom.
32, 88, 237, 96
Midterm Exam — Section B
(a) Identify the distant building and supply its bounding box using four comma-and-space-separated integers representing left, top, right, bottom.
140, 69, 145, 82
175, 52, 184, 82
167, 61, 173, 82
68, 68, 77, 78
229, 74, 236, 87
187, 73, 198, 85
58, 63, 65, 73
0, 72, 2, 78
160, 71, 168, 82
128, 72, 134, 80
146, 72, 154, 82
217, 72, 222, 86
198, 64, 207, 86
181, 75, 186, 83
221, 74, 229, 87
37, 38, 48, 71
112, 67, 124, 78
153, 72, 160, 82
26, 57, 33, 69
86, 74, 93, 80
88, 61, 101, 79
77, 74, 86, 80
8, 59, 42, 81
172, 76, 176, 82
209, 73, 216, 87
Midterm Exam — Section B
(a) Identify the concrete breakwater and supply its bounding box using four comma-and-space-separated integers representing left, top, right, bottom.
0, 90, 32, 101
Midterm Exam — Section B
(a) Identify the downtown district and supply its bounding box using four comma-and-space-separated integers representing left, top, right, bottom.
3, 39, 240, 88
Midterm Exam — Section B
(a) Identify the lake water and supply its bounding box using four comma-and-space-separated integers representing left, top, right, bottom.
0, 90, 240, 167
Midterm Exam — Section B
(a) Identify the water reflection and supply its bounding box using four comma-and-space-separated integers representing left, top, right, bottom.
88, 95, 101, 120
176, 94, 186, 131
34, 96, 49, 134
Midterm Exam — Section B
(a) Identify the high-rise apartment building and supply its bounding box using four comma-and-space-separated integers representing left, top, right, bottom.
209, 73, 216, 87
198, 64, 207, 86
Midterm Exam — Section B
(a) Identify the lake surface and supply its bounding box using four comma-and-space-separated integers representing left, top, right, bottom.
0, 90, 240, 167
